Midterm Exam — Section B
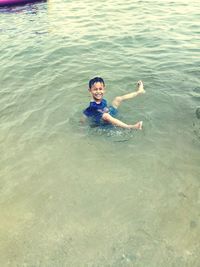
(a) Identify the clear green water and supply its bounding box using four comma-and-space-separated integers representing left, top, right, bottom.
1, 0, 200, 266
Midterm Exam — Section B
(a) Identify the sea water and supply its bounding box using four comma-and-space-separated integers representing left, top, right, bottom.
0, 0, 200, 266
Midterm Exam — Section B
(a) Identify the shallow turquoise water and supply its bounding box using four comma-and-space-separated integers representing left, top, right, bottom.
1, 0, 200, 266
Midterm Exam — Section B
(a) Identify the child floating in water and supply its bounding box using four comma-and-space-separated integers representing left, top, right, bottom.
82, 77, 145, 129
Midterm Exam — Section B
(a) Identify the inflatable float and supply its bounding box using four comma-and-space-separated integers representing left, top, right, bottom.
0, 0, 45, 6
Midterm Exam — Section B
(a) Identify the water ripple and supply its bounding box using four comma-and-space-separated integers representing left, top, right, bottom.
1, 1, 200, 266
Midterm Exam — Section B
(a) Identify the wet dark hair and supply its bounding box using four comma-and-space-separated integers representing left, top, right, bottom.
89, 77, 105, 89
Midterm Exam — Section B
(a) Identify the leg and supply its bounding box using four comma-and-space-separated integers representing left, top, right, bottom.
112, 80, 145, 108
102, 113, 143, 130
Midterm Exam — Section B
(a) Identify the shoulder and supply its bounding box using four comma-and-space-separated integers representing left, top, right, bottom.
102, 99, 107, 105
83, 101, 96, 116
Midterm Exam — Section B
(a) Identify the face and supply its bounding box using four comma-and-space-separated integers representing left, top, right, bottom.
89, 82, 105, 102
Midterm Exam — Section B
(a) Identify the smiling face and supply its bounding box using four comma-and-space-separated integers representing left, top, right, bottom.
89, 82, 105, 103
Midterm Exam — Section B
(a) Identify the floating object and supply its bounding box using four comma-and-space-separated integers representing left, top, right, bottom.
0, 0, 45, 7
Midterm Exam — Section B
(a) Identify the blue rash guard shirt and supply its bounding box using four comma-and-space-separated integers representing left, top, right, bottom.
83, 99, 118, 126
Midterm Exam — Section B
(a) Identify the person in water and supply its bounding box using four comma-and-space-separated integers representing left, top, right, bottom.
82, 77, 145, 129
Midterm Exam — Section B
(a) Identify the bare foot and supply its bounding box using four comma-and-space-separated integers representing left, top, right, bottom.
136, 80, 145, 94
129, 121, 143, 130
